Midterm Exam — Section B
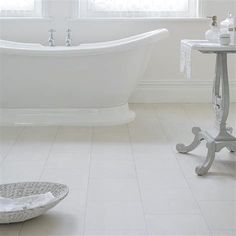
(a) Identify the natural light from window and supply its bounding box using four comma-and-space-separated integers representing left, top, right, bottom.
89, 0, 189, 12
0, 0, 35, 11
81, 0, 199, 17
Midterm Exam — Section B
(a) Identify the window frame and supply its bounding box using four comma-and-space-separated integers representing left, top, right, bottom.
79, 0, 200, 18
0, 0, 44, 17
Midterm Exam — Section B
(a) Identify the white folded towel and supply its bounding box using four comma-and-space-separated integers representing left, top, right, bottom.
0, 192, 55, 212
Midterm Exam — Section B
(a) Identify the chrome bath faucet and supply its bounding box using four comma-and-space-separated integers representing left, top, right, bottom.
48, 29, 56, 47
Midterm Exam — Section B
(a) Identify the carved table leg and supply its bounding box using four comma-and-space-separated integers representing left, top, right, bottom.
176, 127, 202, 153
195, 142, 216, 176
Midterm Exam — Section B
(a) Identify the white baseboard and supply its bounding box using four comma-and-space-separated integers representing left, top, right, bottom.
130, 80, 236, 103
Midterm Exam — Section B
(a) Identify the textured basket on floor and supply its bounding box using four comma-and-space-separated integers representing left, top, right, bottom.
0, 182, 69, 224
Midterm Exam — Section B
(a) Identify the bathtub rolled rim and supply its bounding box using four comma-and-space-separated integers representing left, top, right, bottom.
0, 28, 169, 56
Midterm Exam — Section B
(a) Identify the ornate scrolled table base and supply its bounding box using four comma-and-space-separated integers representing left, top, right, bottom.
177, 127, 236, 176
177, 50, 236, 176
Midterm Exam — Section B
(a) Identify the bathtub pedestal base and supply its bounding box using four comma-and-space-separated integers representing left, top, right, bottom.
0, 103, 135, 126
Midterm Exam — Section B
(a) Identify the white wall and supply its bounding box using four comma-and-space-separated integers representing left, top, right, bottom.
0, 0, 236, 105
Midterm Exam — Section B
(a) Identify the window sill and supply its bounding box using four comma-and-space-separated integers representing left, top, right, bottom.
0, 17, 52, 21
68, 17, 209, 22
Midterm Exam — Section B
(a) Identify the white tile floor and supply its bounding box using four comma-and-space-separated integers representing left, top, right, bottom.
0, 104, 236, 236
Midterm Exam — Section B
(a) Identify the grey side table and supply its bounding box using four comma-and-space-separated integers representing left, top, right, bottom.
177, 42, 236, 176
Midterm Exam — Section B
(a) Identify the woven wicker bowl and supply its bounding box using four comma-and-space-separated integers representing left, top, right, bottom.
0, 182, 69, 224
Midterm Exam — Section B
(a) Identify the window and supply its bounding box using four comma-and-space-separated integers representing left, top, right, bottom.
0, 0, 42, 17
79, 0, 199, 18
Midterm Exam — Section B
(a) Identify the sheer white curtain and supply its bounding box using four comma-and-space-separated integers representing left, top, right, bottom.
80, 0, 199, 18
0, 0, 42, 17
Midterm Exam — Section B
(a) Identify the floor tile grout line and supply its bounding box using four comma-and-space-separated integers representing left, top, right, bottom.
180, 104, 214, 235
127, 122, 149, 236
176, 161, 214, 236
82, 127, 93, 236
17, 224, 24, 236
38, 126, 60, 181
141, 212, 207, 216
0, 126, 25, 165
154, 104, 213, 235
17, 126, 59, 236
0, 126, 26, 236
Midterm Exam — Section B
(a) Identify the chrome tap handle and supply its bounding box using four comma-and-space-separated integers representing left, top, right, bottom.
48, 29, 56, 47
65, 29, 72, 47
49, 29, 56, 33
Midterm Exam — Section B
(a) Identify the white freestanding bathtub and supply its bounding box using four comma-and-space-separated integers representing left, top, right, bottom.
0, 29, 169, 126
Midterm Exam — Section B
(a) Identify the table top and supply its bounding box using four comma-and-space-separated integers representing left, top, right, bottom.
181, 40, 236, 53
